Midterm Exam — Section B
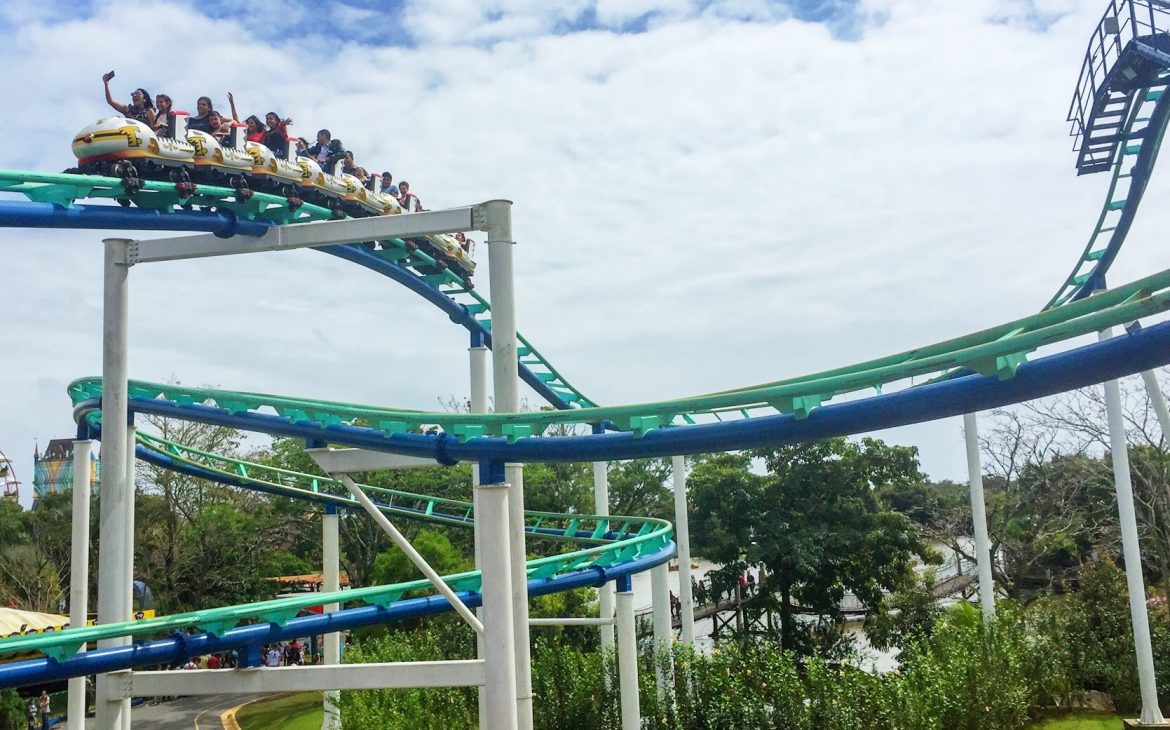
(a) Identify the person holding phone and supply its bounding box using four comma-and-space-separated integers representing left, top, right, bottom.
101, 71, 155, 127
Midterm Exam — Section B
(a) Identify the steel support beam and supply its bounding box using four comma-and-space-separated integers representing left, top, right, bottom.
672, 455, 695, 645
593, 458, 615, 650
651, 561, 674, 701
1140, 369, 1170, 438
483, 199, 533, 729
307, 448, 448, 473
96, 238, 132, 730
125, 206, 478, 264
67, 440, 92, 730
330, 474, 483, 633
131, 660, 485, 696
962, 413, 997, 621
470, 337, 489, 730
478, 480, 518, 730
322, 505, 341, 730
1100, 328, 1166, 726
529, 617, 615, 627
616, 577, 640, 730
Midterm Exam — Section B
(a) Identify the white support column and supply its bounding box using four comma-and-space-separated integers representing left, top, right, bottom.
335, 475, 483, 632
483, 199, 533, 729
67, 440, 92, 730
322, 505, 341, 730
120, 425, 136, 730
470, 338, 489, 730
1100, 329, 1166, 726
672, 455, 695, 645
1140, 369, 1170, 438
593, 459, 615, 650
478, 481, 519, 730
650, 561, 673, 700
962, 413, 996, 621
615, 578, 640, 730
96, 238, 132, 730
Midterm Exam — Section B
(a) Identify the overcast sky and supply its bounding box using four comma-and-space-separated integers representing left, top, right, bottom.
1, 0, 1168, 507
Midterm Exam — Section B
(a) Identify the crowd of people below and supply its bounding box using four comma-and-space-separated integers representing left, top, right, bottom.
100, 73, 430, 213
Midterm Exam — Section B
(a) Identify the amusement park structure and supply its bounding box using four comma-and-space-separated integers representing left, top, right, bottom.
0, 450, 19, 503
0, 1, 1169, 728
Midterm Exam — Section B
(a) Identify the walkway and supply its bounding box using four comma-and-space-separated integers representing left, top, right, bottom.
81, 694, 268, 730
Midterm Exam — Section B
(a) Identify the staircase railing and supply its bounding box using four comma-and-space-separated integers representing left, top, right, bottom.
1068, 0, 1170, 152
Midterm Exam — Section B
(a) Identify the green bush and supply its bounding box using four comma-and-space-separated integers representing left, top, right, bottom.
0, 690, 24, 730
337, 628, 478, 729
1028, 561, 1144, 713
336, 567, 1169, 728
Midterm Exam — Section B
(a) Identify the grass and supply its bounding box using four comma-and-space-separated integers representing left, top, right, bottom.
1029, 712, 1124, 729
235, 691, 324, 730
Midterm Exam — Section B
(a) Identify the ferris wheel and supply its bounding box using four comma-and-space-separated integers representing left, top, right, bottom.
0, 450, 19, 503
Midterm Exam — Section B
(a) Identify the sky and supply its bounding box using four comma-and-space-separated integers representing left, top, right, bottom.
1, 0, 1168, 507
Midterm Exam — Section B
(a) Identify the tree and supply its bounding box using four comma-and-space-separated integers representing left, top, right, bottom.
608, 458, 673, 520
370, 529, 470, 587
688, 438, 931, 654
0, 493, 75, 612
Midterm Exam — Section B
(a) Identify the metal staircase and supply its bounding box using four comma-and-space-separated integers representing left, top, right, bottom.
1068, 0, 1170, 175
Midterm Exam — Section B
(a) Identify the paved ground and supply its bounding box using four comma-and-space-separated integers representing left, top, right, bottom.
82, 694, 268, 730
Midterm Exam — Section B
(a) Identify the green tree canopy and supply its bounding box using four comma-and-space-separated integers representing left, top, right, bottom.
689, 438, 931, 653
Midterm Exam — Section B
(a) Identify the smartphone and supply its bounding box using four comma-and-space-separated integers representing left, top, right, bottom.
106, 70, 115, 80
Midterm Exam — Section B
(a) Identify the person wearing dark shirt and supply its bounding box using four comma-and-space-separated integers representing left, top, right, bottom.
188, 96, 215, 133
263, 112, 293, 159
299, 129, 346, 174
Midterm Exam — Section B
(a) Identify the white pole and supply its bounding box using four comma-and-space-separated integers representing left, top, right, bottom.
478, 481, 519, 730
321, 505, 341, 730
593, 459, 615, 650
650, 561, 673, 699
962, 413, 996, 621
120, 424, 136, 730
672, 455, 695, 645
336, 475, 483, 632
1140, 369, 1170, 438
1100, 328, 1166, 725
96, 238, 131, 730
67, 440, 92, 730
615, 577, 640, 730
470, 338, 488, 730
484, 199, 533, 729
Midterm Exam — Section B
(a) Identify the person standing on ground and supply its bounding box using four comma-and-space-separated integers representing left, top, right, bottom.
26, 699, 36, 730
38, 691, 49, 730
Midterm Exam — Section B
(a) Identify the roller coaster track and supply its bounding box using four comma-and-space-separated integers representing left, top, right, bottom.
1, 0, 1169, 690
0, 428, 672, 676
62, 265, 1170, 441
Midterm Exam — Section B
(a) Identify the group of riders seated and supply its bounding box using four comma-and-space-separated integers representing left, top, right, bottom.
101, 72, 423, 211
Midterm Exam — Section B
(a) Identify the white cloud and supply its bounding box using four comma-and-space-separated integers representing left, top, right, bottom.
1, 0, 1166, 507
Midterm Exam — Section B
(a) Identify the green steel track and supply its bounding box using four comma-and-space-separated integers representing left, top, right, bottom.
0, 429, 672, 661
67, 263, 1170, 441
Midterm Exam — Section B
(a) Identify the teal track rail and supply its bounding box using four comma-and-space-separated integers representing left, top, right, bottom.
1048, 79, 1170, 309
0, 429, 672, 661
66, 263, 1170, 440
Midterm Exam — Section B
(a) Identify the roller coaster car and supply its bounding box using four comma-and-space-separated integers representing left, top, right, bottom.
69, 115, 477, 281
187, 123, 254, 197
71, 116, 194, 194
